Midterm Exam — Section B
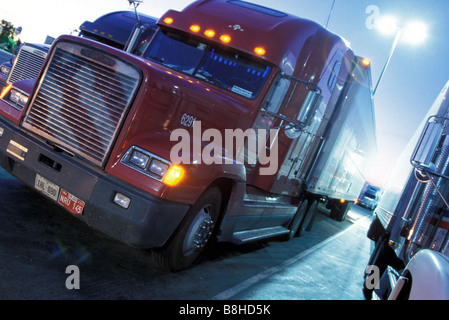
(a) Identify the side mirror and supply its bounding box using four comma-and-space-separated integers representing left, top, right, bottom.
296, 90, 321, 127
284, 89, 321, 140
411, 115, 449, 182
410, 116, 445, 169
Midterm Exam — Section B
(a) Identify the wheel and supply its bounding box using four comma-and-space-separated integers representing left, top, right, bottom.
152, 187, 222, 272
297, 200, 317, 237
282, 199, 308, 241
304, 200, 318, 232
362, 236, 406, 300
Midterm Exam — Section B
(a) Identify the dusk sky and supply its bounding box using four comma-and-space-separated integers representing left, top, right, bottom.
3, 0, 449, 187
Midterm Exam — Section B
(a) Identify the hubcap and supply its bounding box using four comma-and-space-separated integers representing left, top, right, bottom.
183, 205, 215, 256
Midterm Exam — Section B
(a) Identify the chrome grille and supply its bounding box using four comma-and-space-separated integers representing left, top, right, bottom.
8, 44, 47, 84
22, 40, 141, 166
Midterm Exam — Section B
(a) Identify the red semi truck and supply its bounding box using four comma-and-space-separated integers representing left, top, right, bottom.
0, 0, 376, 271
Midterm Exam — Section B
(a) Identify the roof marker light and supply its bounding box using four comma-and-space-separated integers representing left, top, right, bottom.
220, 35, 231, 43
190, 25, 201, 33
204, 29, 215, 38
362, 58, 371, 67
254, 47, 266, 56
163, 17, 174, 24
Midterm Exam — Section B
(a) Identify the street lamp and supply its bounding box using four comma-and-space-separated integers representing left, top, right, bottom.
373, 16, 428, 95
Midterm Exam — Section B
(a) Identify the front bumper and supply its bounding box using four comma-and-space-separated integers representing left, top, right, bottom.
0, 119, 189, 248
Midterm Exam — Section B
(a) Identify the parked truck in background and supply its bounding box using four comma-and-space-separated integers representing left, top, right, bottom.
364, 80, 449, 300
0, 0, 376, 271
0, 10, 158, 92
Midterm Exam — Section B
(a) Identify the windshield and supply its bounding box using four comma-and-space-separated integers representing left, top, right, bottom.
144, 30, 271, 99
365, 193, 376, 200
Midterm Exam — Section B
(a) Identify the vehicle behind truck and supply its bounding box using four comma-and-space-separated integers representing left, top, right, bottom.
0, 10, 158, 92
364, 80, 449, 300
0, 0, 376, 271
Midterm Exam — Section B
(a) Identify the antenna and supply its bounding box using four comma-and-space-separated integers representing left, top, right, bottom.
325, 0, 336, 28
128, 0, 143, 23
124, 0, 146, 53
128, 0, 143, 8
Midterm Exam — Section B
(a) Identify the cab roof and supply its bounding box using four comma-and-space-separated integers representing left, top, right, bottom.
158, 0, 348, 69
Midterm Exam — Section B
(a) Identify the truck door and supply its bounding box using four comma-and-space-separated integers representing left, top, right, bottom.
245, 68, 323, 196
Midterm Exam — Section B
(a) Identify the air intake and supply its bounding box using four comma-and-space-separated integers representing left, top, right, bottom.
22, 40, 141, 166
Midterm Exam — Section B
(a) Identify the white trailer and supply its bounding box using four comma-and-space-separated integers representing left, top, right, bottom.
364, 80, 449, 300
306, 57, 377, 221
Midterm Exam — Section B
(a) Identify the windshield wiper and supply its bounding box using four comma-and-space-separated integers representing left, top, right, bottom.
148, 56, 167, 65
195, 72, 226, 87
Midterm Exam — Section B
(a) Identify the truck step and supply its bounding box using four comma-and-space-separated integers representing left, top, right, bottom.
231, 226, 290, 244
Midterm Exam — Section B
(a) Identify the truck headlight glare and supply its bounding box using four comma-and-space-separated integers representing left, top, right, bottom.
19, 95, 28, 107
0, 65, 10, 75
5, 88, 29, 110
129, 150, 150, 169
149, 159, 169, 177
122, 146, 184, 186
9, 90, 21, 103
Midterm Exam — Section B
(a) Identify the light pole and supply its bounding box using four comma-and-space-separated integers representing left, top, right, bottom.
373, 16, 428, 95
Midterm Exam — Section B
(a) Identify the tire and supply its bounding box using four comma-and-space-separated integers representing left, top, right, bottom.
152, 187, 222, 272
283, 199, 308, 241
297, 200, 318, 237
304, 200, 318, 232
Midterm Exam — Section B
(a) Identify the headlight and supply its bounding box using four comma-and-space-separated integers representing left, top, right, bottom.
6, 88, 29, 110
9, 90, 21, 103
129, 149, 150, 169
150, 159, 169, 176
121, 146, 184, 185
0, 65, 10, 75
19, 94, 28, 107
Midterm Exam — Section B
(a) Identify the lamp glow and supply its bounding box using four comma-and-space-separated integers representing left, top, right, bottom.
402, 21, 428, 45
163, 165, 185, 186
190, 25, 201, 33
376, 15, 399, 35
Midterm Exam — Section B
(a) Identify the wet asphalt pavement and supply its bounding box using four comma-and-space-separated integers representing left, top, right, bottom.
0, 166, 372, 302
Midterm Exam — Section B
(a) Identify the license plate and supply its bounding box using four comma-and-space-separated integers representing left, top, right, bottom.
58, 189, 85, 215
35, 174, 60, 201
34, 174, 85, 215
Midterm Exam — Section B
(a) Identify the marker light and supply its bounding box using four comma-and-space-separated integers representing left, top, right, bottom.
340, 199, 346, 204
220, 35, 231, 43
163, 165, 185, 186
163, 17, 174, 24
362, 58, 371, 67
254, 47, 266, 56
190, 25, 201, 33
204, 29, 215, 38
0, 84, 12, 99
